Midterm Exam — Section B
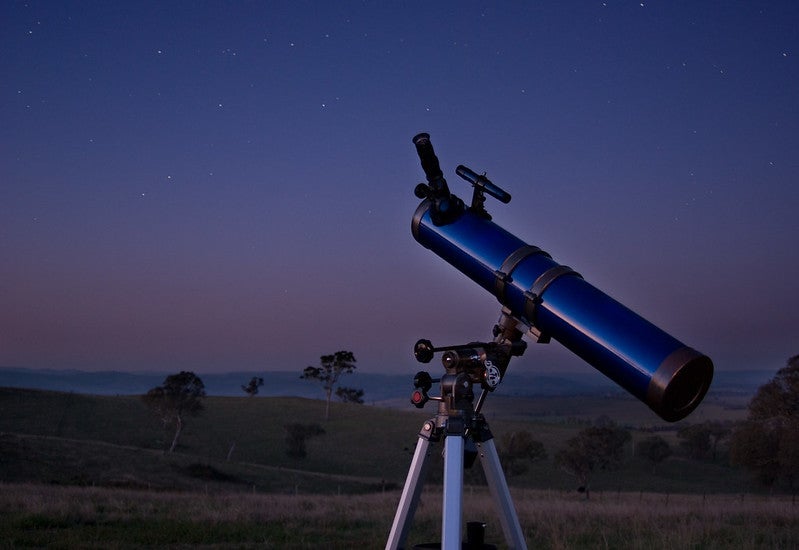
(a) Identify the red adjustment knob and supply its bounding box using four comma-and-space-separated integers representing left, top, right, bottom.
411, 389, 428, 408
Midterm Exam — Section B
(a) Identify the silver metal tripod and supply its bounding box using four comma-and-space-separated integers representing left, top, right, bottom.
386, 310, 530, 550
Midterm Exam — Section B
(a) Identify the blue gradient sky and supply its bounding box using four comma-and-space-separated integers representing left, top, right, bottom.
2, 2, 797, 377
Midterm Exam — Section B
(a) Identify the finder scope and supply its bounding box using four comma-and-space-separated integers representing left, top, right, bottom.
410, 133, 713, 422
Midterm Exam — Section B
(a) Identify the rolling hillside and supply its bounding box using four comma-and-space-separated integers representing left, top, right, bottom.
0, 386, 760, 496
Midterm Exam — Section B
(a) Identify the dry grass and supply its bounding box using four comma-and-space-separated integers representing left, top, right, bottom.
0, 483, 796, 549
511, 490, 798, 549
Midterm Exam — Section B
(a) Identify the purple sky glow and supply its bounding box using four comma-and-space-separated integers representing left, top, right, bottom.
1, 2, 797, 378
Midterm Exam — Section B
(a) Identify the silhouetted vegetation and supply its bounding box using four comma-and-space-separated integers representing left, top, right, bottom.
335, 386, 364, 404
637, 435, 672, 473
142, 371, 206, 453
301, 351, 359, 420
498, 430, 547, 477
555, 421, 631, 499
678, 423, 713, 459
284, 423, 326, 459
241, 376, 264, 397
730, 355, 799, 490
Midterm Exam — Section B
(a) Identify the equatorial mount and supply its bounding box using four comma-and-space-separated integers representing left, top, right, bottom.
387, 309, 531, 549
408, 308, 528, 413
409, 337, 526, 410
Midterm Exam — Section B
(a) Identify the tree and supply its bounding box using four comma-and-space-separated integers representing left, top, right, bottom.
677, 423, 712, 460
730, 355, 799, 490
335, 386, 364, 404
730, 420, 782, 487
707, 421, 732, 462
677, 421, 731, 462
284, 423, 325, 459
301, 351, 358, 420
637, 435, 672, 473
142, 371, 205, 453
242, 376, 264, 397
555, 421, 631, 499
499, 430, 547, 477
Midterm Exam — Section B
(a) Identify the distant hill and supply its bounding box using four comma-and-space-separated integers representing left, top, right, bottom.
0, 386, 763, 495
0, 365, 769, 401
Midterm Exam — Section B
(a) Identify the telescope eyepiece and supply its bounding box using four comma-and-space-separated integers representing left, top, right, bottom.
413, 133, 444, 183
413, 133, 464, 226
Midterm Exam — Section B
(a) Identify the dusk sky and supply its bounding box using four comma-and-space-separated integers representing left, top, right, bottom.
2, 2, 797, 380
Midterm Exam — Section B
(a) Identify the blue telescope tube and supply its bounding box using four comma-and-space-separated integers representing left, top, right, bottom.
412, 200, 713, 422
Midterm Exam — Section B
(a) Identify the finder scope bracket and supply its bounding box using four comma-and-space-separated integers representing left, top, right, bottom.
456, 164, 512, 220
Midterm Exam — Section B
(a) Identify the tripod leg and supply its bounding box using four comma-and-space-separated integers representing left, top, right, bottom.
442, 434, 464, 550
386, 432, 433, 550
477, 438, 528, 549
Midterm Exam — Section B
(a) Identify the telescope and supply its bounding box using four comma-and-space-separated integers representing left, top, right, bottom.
410, 133, 712, 422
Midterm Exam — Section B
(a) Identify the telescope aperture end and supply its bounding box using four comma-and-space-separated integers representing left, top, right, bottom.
647, 347, 714, 422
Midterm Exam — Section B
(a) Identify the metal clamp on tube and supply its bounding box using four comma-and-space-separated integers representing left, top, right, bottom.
494, 245, 551, 307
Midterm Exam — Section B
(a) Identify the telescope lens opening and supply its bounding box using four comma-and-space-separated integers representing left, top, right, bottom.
649, 349, 714, 422
663, 355, 713, 416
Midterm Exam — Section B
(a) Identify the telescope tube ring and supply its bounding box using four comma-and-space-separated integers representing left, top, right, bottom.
494, 245, 551, 304
523, 265, 582, 326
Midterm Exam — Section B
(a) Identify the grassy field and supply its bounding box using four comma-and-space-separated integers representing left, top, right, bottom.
0, 483, 796, 549
0, 386, 784, 547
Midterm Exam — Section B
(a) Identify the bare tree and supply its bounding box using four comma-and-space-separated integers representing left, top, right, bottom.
142, 371, 205, 453
301, 351, 358, 420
